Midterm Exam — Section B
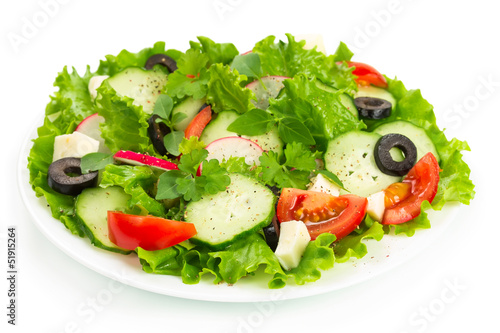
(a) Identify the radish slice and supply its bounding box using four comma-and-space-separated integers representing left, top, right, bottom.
113, 150, 178, 171
75, 113, 110, 153
205, 136, 263, 167
246, 76, 289, 109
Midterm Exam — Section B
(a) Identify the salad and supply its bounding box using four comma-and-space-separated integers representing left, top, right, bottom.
27, 34, 475, 289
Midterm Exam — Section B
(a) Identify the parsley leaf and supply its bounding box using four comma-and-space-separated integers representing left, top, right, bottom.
201, 159, 231, 194
259, 142, 317, 189
177, 149, 208, 175
165, 49, 210, 99
156, 149, 230, 202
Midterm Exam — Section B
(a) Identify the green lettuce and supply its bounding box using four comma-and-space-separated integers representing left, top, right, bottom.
334, 220, 385, 262
253, 34, 357, 91
138, 232, 338, 288
253, 34, 331, 83
95, 82, 156, 155
189, 36, 239, 66
100, 164, 165, 216
270, 74, 365, 150
27, 66, 95, 236
206, 63, 256, 114
283, 233, 336, 285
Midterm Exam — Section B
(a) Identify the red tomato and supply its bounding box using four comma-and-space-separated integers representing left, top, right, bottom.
184, 105, 212, 139
277, 189, 368, 241
107, 211, 197, 251
346, 61, 388, 88
382, 153, 440, 225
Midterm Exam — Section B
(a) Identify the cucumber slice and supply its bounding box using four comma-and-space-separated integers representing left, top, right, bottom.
324, 131, 402, 197
372, 120, 440, 162
172, 97, 206, 132
76, 186, 132, 254
355, 85, 396, 110
184, 173, 275, 250
200, 111, 284, 155
106, 67, 168, 114
200, 111, 238, 144
315, 81, 358, 118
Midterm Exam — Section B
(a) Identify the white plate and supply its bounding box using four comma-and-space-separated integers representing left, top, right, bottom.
18, 121, 459, 302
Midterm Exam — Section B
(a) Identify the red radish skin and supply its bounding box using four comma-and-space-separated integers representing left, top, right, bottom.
113, 150, 178, 171
75, 113, 110, 153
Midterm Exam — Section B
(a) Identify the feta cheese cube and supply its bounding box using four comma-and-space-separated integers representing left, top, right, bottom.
88, 75, 109, 101
53, 131, 100, 161
274, 220, 311, 270
367, 191, 386, 222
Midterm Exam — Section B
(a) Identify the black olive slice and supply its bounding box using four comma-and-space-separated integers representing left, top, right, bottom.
47, 158, 98, 196
263, 216, 280, 252
374, 133, 417, 176
354, 97, 392, 119
147, 115, 171, 156
145, 54, 178, 73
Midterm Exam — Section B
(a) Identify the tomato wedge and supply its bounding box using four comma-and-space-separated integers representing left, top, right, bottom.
382, 152, 440, 225
346, 61, 388, 88
107, 211, 197, 251
184, 105, 212, 139
277, 189, 367, 241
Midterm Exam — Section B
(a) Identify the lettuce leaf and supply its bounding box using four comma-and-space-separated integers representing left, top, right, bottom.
334, 220, 385, 262
270, 74, 365, 150
27, 66, 95, 236
138, 232, 338, 289
189, 36, 239, 66
284, 233, 336, 285
253, 34, 331, 83
209, 233, 284, 286
206, 63, 255, 114
99, 164, 165, 216
95, 82, 156, 155
137, 245, 219, 284
253, 34, 357, 91
165, 48, 210, 100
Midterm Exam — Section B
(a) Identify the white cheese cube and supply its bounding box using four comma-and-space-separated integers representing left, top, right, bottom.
296, 34, 327, 54
367, 191, 386, 222
307, 173, 341, 197
88, 75, 109, 101
274, 220, 311, 270
53, 131, 100, 161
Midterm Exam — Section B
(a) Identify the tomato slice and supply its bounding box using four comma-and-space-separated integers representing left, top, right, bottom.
277, 189, 368, 241
107, 211, 197, 251
346, 61, 388, 88
382, 153, 440, 225
184, 105, 212, 139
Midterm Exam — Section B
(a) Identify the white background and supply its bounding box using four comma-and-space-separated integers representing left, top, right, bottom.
1, 0, 499, 332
